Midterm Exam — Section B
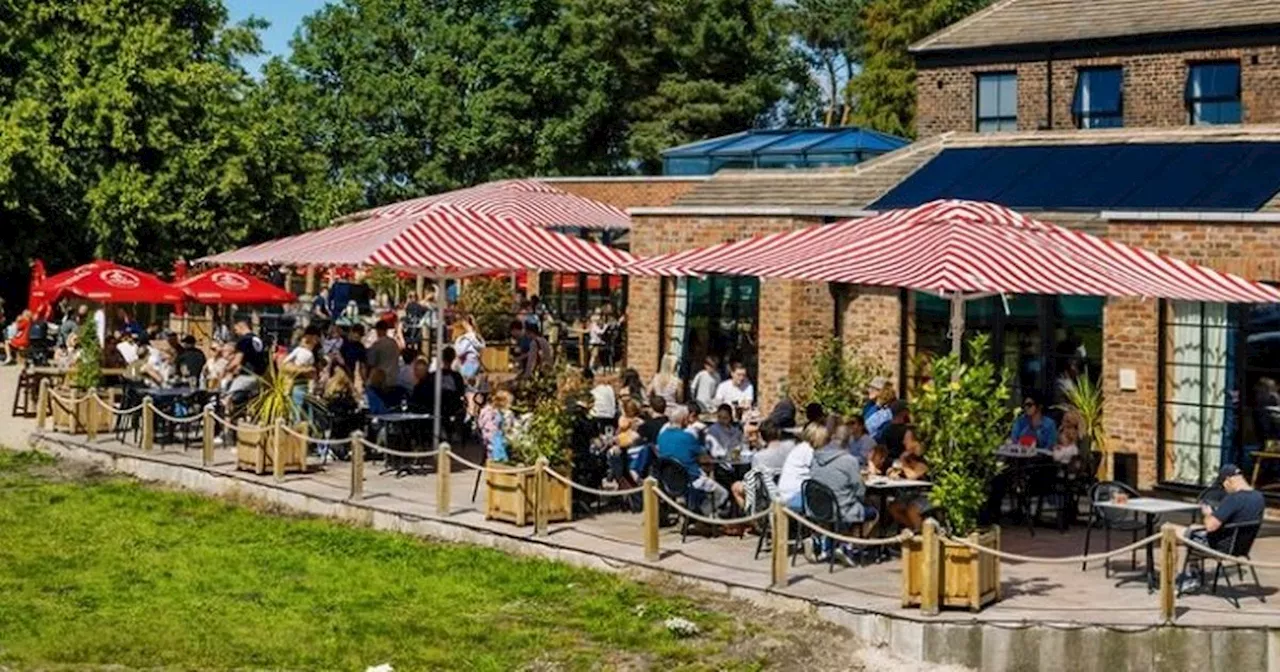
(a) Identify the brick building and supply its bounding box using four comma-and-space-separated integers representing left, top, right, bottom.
609, 0, 1280, 499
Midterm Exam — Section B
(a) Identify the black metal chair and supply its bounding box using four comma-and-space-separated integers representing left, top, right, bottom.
114, 384, 147, 446
751, 475, 777, 561
1081, 481, 1144, 576
799, 480, 862, 573
1179, 520, 1265, 608
655, 458, 697, 543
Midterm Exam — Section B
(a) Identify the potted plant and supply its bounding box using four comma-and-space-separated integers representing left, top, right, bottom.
54, 321, 116, 434
1056, 374, 1107, 479
901, 335, 1011, 612
485, 397, 574, 526
457, 276, 514, 373
236, 359, 310, 475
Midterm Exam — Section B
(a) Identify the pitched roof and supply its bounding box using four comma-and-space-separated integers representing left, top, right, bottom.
912, 0, 1280, 54
668, 125, 1280, 213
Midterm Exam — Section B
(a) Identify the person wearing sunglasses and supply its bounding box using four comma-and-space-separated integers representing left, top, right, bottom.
1011, 392, 1057, 450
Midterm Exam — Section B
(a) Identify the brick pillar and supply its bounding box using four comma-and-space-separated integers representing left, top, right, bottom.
756, 278, 836, 412
839, 286, 903, 389
1102, 296, 1160, 489
626, 276, 662, 380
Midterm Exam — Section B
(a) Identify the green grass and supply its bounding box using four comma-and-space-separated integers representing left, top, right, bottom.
0, 449, 841, 671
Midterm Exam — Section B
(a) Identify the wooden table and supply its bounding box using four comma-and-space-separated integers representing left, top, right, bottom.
1094, 497, 1201, 591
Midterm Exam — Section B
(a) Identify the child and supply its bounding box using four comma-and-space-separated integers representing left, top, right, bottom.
478, 390, 513, 463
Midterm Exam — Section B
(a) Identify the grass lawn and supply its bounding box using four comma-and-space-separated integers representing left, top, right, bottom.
0, 449, 857, 671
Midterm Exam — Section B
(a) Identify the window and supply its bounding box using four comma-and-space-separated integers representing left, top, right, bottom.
976, 72, 1017, 133
661, 275, 759, 379
1072, 67, 1123, 129
1158, 296, 1280, 490
1186, 61, 1242, 125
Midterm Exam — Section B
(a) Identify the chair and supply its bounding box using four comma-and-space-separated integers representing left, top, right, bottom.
114, 384, 147, 446
1080, 481, 1144, 576
750, 475, 776, 561
799, 480, 861, 573
11, 367, 41, 418
655, 458, 697, 543
1179, 520, 1265, 608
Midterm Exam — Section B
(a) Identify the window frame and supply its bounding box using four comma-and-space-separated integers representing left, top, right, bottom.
1072, 66, 1124, 129
1185, 60, 1242, 125
974, 71, 1018, 133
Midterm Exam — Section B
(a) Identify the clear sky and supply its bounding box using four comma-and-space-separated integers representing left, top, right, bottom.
225, 0, 333, 74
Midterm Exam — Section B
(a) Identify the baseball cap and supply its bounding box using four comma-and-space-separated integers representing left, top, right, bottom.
867, 376, 889, 392
1218, 464, 1244, 482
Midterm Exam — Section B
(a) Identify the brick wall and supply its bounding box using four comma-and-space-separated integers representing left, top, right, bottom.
1103, 220, 1280, 488
916, 45, 1280, 137
543, 178, 705, 210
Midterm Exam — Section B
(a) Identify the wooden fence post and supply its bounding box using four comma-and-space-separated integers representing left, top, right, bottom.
349, 431, 365, 501
1160, 523, 1178, 623
141, 397, 155, 451
771, 500, 789, 589
920, 518, 941, 616
643, 477, 660, 562
436, 442, 451, 516
533, 457, 549, 536
84, 389, 98, 441
35, 378, 49, 431
201, 403, 215, 466
272, 418, 286, 482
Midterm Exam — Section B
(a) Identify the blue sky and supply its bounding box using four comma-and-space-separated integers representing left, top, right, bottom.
226, 0, 332, 74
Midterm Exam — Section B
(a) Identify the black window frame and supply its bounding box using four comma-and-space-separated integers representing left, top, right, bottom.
1185, 60, 1242, 125
1072, 66, 1124, 129
974, 71, 1018, 133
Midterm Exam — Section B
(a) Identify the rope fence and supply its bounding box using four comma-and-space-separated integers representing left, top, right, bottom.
543, 466, 645, 497
938, 529, 1163, 565
447, 450, 537, 475
1178, 535, 1280, 570
652, 487, 771, 527
783, 508, 915, 547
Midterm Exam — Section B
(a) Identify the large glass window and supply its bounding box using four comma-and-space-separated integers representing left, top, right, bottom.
1186, 61, 1242, 125
1159, 297, 1280, 490
976, 72, 1018, 133
1073, 67, 1123, 129
662, 275, 759, 379
904, 293, 1103, 406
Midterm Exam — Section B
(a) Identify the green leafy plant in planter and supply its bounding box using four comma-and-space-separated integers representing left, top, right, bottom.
1056, 373, 1106, 473
802, 338, 890, 417
69, 321, 103, 390
246, 358, 299, 426
457, 276, 513, 343
508, 397, 573, 469
909, 335, 1012, 536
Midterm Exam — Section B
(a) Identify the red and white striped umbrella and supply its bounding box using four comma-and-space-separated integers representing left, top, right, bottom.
348, 178, 630, 231
201, 202, 633, 275
631, 199, 1280, 304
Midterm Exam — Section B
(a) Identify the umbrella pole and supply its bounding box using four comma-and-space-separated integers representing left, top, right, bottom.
433, 275, 445, 451
949, 292, 965, 358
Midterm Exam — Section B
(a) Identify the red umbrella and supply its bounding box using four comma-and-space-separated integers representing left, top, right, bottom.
174, 267, 296, 305
32, 260, 183, 305
172, 259, 189, 316
28, 259, 48, 317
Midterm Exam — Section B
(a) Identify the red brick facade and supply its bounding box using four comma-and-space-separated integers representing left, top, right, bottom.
544, 177, 705, 210
916, 46, 1280, 137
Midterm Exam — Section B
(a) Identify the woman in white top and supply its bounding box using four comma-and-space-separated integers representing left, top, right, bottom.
281, 333, 319, 413
778, 424, 828, 512
453, 316, 485, 379
647, 353, 684, 407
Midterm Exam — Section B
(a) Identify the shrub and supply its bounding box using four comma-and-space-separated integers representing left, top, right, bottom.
457, 276, 513, 342
508, 398, 573, 468
69, 321, 102, 390
803, 338, 890, 417
909, 334, 1012, 537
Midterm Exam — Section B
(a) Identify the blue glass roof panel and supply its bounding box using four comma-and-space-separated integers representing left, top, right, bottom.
663, 132, 749, 158
870, 142, 1280, 212
707, 132, 792, 156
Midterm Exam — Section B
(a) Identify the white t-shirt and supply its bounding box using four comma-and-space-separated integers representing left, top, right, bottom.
690, 370, 720, 410
117, 341, 139, 364
284, 346, 315, 368
715, 379, 754, 409
589, 384, 618, 420
777, 441, 815, 502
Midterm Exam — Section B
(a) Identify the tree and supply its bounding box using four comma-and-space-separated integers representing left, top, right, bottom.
783, 0, 865, 127
0, 0, 328, 300
847, 0, 990, 137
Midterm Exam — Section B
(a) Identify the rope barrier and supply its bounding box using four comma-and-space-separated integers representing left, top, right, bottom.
48, 390, 89, 407
355, 436, 439, 459
652, 487, 771, 527
542, 466, 646, 497
936, 528, 1162, 565
782, 508, 915, 547
209, 413, 242, 431
149, 406, 204, 424
90, 394, 144, 417
276, 423, 358, 447
1179, 536, 1280, 570
446, 450, 538, 475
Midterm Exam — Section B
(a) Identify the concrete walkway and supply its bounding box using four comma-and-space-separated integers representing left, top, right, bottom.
7, 366, 1280, 670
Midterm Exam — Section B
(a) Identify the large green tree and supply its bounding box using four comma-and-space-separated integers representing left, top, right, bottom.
0, 0, 326, 291
847, 0, 990, 137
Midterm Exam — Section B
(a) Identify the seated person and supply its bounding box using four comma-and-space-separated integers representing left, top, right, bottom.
364, 368, 395, 415
880, 400, 913, 465
887, 440, 932, 533
1053, 412, 1082, 465
846, 414, 876, 466
584, 368, 618, 435
396, 348, 419, 391
406, 357, 433, 412
732, 420, 797, 508
1180, 464, 1266, 590
765, 389, 797, 429
802, 402, 826, 434
657, 405, 729, 516
779, 424, 824, 512
617, 399, 643, 449
175, 335, 207, 385
713, 363, 755, 417
865, 386, 898, 442
1011, 392, 1058, 450
705, 404, 745, 459
637, 396, 669, 447
809, 424, 877, 563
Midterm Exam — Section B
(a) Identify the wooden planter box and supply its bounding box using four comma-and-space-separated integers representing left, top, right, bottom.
485, 467, 572, 526
902, 527, 1001, 612
50, 388, 119, 435
480, 343, 511, 374
235, 422, 310, 475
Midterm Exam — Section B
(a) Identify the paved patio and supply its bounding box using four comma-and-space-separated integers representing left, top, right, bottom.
6, 367, 1279, 631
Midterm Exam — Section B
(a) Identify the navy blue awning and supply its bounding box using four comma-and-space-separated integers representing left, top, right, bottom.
869, 143, 1280, 212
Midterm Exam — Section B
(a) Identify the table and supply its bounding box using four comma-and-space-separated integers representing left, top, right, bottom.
371, 412, 434, 476
1094, 497, 1201, 591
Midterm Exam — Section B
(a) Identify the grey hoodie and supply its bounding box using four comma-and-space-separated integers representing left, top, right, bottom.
809, 444, 867, 524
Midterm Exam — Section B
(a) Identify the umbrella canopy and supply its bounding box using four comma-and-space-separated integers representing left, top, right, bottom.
630, 199, 1280, 303
28, 259, 48, 317
32, 260, 184, 305
175, 268, 297, 305
199, 201, 635, 276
